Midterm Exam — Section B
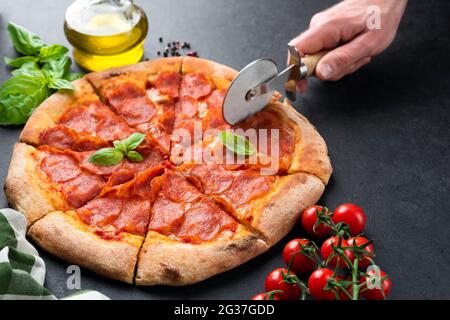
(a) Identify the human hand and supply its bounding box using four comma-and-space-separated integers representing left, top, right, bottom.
290, 0, 408, 91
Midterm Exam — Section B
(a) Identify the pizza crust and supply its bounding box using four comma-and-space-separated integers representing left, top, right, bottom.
182, 57, 238, 90
20, 79, 98, 146
5, 143, 69, 226
135, 226, 269, 286
248, 172, 325, 246
28, 211, 143, 284
86, 57, 183, 92
266, 100, 332, 184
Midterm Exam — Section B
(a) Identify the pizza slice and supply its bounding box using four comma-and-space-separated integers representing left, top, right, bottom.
28, 166, 164, 283
20, 79, 137, 151
172, 100, 332, 183
5, 142, 165, 225
176, 163, 324, 245
86, 58, 183, 154
135, 169, 269, 285
5, 143, 102, 224
171, 57, 237, 146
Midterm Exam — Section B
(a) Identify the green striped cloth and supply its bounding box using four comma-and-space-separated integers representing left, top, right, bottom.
0, 208, 109, 300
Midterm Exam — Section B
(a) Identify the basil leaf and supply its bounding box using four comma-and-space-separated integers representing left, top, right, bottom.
48, 78, 74, 91
126, 151, 144, 163
218, 131, 255, 156
122, 132, 146, 151
0, 75, 49, 125
4, 56, 38, 68
7, 22, 45, 55
64, 72, 83, 82
42, 56, 71, 79
113, 140, 128, 154
11, 62, 45, 80
88, 148, 124, 166
39, 44, 69, 62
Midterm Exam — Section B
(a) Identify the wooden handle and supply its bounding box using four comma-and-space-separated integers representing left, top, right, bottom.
302, 50, 329, 78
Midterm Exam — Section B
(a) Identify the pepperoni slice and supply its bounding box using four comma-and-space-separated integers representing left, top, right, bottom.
113, 198, 151, 236
133, 165, 165, 199
177, 198, 236, 242
154, 71, 181, 98
96, 117, 135, 141
161, 171, 201, 203
123, 149, 164, 175
189, 164, 233, 194
115, 97, 157, 126
72, 136, 110, 152
106, 170, 135, 188
176, 96, 199, 117
77, 197, 123, 226
148, 196, 184, 234
205, 89, 226, 109
224, 171, 272, 206
40, 152, 81, 183
180, 73, 212, 99
87, 100, 116, 118
75, 100, 137, 140
106, 82, 146, 108
62, 173, 106, 208
40, 126, 76, 149
158, 107, 175, 134
59, 107, 100, 133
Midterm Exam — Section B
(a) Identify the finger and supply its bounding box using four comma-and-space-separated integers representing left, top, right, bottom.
328, 57, 372, 81
316, 33, 373, 80
289, 21, 363, 55
347, 57, 372, 75
296, 79, 308, 93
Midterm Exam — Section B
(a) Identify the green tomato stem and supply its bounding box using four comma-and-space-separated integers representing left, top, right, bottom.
352, 258, 360, 300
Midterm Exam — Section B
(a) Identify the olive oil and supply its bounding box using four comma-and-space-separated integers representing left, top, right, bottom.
64, 0, 148, 71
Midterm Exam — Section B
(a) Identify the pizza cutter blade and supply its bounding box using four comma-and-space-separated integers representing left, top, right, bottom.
222, 45, 328, 125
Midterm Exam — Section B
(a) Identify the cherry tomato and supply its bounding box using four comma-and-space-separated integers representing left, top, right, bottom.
282, 239, 317, 274
251, 293, 280, 300
347, 236, 375, 268
321, 236, 355, 269
264, 268, 301, 300
308, 268, 337, 300
332, 203, 366, 236
360, 269, 392, 300
301, 205, 332, 238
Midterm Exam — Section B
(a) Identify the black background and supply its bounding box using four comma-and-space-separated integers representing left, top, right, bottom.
0, 0, 449, 300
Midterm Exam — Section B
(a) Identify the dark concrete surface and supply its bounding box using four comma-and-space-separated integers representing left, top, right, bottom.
0, 0, 449, 300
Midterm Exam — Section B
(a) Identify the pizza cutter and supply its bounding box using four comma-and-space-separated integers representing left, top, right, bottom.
222, 45, 328, 125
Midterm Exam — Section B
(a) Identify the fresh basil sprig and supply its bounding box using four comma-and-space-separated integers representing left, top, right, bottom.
7, 22, 45, 56
0, 22, 83, 125
89, 133, 147, 166
218, 131, 256, 156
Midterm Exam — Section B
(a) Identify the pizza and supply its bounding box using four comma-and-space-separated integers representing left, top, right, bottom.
4, 57, 332, 285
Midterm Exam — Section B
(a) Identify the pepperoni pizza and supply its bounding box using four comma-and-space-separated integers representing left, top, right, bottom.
5, 57, 332, 285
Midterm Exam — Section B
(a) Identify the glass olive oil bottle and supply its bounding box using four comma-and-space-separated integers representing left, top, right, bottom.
65, 0, 148, 71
